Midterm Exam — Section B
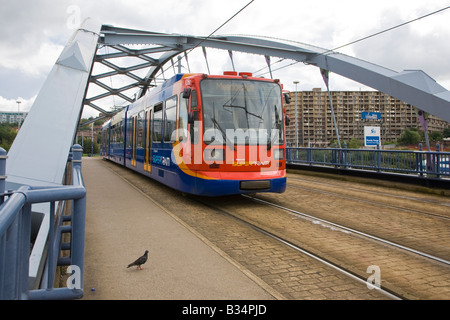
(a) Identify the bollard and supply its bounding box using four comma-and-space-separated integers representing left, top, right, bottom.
71, 144, 83, 170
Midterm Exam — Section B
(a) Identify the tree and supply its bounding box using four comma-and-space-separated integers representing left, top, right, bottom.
347, 138, 363, 149
444, 128, 450, 138
429, 131, 443, 142
0, 123, 17, 151
81, 138, 99, 155
397, 128, 421, 145
330, 138, 362, 149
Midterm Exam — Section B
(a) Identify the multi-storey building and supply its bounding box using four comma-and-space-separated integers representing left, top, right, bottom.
285, 88, 449, 147
0, 111, 28, 125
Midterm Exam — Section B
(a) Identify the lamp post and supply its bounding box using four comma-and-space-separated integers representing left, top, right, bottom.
16, 100, 22, 129
293, 81, 299, 148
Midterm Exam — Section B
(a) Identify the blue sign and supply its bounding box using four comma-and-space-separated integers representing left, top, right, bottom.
364, 126, 381, 147
362, 112, 381, 120
365, 136, 380, 146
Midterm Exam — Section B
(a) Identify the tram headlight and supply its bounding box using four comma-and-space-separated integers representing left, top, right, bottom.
274, 148, 284, 160
204, 148, 224, 162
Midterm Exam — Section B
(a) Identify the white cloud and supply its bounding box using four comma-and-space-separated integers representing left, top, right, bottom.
0, 95, 35, 113
0, 42, 62, 77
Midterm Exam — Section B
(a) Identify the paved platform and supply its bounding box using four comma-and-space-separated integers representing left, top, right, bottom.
81, 157, 276, 300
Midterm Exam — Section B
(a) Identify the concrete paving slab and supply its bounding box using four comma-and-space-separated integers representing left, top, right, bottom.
81, 157, 276, 300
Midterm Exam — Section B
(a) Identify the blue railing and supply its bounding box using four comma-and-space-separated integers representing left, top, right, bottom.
287, 143, 450, 179
0, 145, 86, 300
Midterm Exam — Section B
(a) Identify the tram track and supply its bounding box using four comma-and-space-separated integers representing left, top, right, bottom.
288, 173, 450, 215
243, 194, 450, 267
295, 179, 450, 208
197, 193, 450, 300
195, 197, 402, 300
280, 174, 450, 263
101, 159, 450, 299
287, 182, 450, 222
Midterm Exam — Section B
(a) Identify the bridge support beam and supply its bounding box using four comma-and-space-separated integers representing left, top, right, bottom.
6, 18, 101, 189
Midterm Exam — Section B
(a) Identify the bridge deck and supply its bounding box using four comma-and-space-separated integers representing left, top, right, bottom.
81, 157, 277, 300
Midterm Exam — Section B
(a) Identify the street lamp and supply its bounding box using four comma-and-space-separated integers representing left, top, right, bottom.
16, 100, 22, 129
293, 81, 299, 148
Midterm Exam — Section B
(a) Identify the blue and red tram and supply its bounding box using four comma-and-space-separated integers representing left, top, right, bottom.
101, 72, 290, 196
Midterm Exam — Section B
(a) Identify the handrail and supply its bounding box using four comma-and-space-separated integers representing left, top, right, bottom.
0, 145, 86, 300
286, 143, 450, 179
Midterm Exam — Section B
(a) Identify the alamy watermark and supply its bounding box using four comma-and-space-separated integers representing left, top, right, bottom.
66, 5, 81, 30
66, 265, 82, 290
366, 265, 381, 290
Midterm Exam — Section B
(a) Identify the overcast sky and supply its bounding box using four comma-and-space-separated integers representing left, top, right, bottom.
1, 0, 449, 118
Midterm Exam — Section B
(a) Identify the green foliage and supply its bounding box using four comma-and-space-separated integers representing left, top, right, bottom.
83, 138, 99, 155
76, 136, 99, 155
0, 123, 17, 151
397, 128, 421, 145
444, 128, 450, 138
429, 131, 443, 142
330, 138, 363, 149
346, 138, 363, 149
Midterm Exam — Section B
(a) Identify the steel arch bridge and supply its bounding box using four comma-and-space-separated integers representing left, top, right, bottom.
6, 18, 450, 189
3, 18, 450, 300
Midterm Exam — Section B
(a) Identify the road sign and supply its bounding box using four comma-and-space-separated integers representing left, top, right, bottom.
362, 112, 381, 120
364, 126, 381, 147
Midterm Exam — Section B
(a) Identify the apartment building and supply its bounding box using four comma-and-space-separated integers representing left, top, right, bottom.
0, 111, 28, 125
285, 88, 449, 147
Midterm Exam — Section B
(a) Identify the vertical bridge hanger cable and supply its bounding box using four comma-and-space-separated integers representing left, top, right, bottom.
154, 0, 255, 79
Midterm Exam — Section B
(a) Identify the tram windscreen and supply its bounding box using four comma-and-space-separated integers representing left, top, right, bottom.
200, 79, 283, 146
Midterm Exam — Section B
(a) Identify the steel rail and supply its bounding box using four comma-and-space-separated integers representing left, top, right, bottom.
243, 194, 450, 267
287, 181, 450, 221
197, 198, 402, 300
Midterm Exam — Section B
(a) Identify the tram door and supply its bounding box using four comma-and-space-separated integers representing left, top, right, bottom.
131, 116, 137, 167
144, 109, 152, 172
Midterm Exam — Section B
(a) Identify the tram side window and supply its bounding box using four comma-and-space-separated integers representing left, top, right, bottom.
153, 103, 163, 142
110, 125, 115, 144
118, 123, 124, 146
137, 111, 144, 148
190, 90, 199, 144
115, 125, 120, 144
126, 118, 133, 148
178, 93, 189, 142
164, 95, 177, 142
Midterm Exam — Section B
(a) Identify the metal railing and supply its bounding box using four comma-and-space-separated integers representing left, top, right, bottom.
287, 143, 450, 179
0, 145, 86, 300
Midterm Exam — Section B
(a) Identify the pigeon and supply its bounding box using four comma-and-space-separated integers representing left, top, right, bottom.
127, 250, 149, 270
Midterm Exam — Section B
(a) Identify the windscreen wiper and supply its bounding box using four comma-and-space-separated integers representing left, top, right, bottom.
223, 83, 263, 123
211, 117, 236, 150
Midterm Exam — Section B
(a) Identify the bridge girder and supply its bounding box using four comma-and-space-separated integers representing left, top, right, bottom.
92, 25, 450, 123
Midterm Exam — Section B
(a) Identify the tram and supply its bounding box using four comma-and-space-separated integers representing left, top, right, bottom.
101, 72, 290, 196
